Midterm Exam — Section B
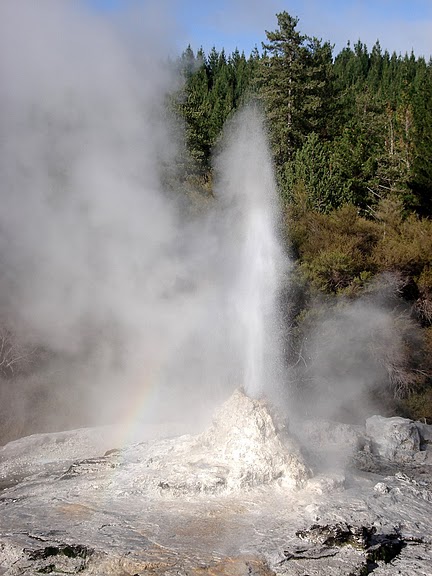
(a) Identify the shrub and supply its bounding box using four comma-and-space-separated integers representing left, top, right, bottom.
288, 203, 380, 294
399, 389, 432, 423
373, 199, 432, 275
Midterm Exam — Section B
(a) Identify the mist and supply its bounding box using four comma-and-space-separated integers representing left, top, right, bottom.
289, 280, 422, 428
0, 2, 413, 449
0, 0, 184, 438
0, 1, 288, 443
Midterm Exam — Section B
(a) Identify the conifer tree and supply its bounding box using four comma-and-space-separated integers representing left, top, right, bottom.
256, 12, 307, 166
409, 63, 432, 215
256, 12, 335, 174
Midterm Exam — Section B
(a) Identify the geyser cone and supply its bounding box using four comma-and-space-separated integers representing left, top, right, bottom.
200, 389, 310, 490
137, 389, 310, 496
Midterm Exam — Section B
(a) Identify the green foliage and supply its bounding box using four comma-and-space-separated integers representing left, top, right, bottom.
288, 196, 432, 412
283, 132, 352, 210
331, 40, 431, 217
173, 45, 258, 175
417, 266, 432, 303
401, 388, 432, 422
373, 198, 432, 275
289, 204, 380, 294
408, 64, 432, 215
395, 326, 432, 421
256, 11, 335, 173
289, 194, 432, 309
256, 12, 306, 166
175, 13, 432, 220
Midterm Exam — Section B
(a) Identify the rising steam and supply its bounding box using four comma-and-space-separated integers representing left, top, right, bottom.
0, 1, 286, 442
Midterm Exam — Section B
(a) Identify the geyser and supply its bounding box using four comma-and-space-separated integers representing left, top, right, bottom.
214, 107, 285, 399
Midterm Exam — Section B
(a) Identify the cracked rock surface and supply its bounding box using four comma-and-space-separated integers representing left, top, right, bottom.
1, 389, 432, 575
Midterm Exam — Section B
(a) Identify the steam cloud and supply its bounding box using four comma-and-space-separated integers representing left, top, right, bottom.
0, 0, 286, 442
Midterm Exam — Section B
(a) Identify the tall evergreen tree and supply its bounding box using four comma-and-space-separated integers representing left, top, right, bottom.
409, 63, 432, 215
256, 12, 335, 173
256, 12, 307, 166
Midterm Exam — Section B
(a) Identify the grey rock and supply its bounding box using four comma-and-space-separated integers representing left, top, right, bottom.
297, 419, 369, 471
374, 482, 390, 494
300, 420, 366, 451
366, 415, 420, 461
416, 421, 432, 447
307, 472, 346, 494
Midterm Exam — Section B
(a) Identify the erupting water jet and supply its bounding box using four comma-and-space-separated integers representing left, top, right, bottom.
215, 106, 285, 399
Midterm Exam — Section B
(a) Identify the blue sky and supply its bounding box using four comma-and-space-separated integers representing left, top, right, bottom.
85, 0, 432, 59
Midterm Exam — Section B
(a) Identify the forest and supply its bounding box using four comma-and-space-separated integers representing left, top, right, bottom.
171, 11, 432, 421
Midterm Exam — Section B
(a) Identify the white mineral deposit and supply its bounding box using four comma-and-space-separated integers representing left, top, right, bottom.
1, 390, 432, 575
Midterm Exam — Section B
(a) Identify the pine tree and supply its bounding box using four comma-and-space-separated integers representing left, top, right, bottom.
256, 12, 307, 166
409, 63, 432, 215
176, 48, 212, 171
256, 12, 335, 172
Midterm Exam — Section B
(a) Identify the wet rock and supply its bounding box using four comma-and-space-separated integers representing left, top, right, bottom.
416, 421, 432, 448
294, 523, 407, 575
4, 542, 96, 575
296, 522, 372, 548
193, 555, 276, 575
366, 415, 420, 461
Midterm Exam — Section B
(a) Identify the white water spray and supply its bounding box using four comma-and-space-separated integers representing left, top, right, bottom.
215, 107, 285, 398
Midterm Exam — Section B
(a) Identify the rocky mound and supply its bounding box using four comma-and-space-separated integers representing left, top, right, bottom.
199, 389, 310, 490
132, 388, 310, 495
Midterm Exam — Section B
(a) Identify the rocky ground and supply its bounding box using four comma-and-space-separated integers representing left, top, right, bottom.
0, 389, 431, 575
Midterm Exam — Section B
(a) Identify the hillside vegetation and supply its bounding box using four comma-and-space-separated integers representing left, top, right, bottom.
172, 12, 432, 421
